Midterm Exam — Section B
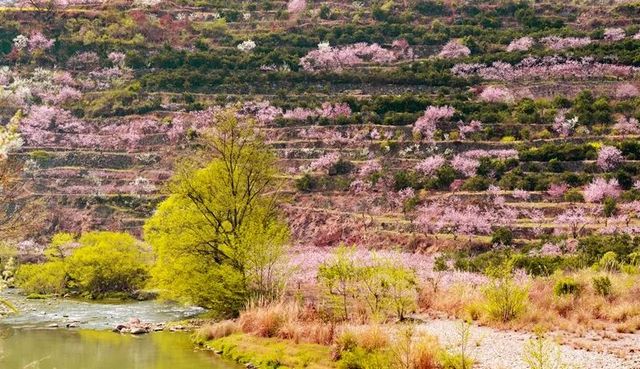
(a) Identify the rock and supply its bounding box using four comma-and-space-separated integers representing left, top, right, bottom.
113, 324, 127, 332
67, 322, 79, 328
245, 364, 256, 369
47, 323, 59, 328
169, 325, 185, 332
130, 327, 149, 335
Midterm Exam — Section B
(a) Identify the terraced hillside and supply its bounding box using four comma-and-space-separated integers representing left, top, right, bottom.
2, 0, 640, 253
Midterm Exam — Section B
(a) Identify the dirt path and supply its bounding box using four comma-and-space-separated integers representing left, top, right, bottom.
416, 319, 640, 369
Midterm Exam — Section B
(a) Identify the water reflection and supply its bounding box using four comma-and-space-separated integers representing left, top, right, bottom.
0, 327, 239, 369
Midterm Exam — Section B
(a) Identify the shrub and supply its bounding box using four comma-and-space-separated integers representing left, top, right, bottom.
438, 352, 474, 369
592, 275, 613, 297
553, 277, 581, 296
563, 189, 584, 202
491, 227, 513, 246
598, 251, 619, 272
66, 232, 151, 298
295, 174, 318, 192
603, 197, 617, 217
482, 274, 528, 322
15, 261, 67, 295
522, 328, 565, 369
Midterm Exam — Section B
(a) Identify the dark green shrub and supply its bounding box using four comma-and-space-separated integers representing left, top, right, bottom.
603, 197, 617, 217
329, 160, 354, 176
553, 277, 581, 296
592, 275, 612, 297
295, 174, 317, 192
563, 189, 584, 202
491, 227, 513, 246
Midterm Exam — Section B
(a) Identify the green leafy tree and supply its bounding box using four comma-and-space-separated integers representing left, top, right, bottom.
144, 109, 289, 317
318, 246, 359, 321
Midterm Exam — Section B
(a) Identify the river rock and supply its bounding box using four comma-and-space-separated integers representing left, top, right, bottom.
114, 318, 152, 335
130, 327, 149, 335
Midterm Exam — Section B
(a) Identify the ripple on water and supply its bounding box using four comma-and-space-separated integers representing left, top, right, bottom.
0, 289, 204, 330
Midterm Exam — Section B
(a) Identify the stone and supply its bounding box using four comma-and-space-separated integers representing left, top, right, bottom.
130, 327, 148, 335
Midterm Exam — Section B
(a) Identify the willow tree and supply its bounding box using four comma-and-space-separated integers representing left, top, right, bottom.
144, 109, 288, 317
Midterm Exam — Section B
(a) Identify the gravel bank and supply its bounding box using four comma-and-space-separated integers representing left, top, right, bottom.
417, 319, 640, 369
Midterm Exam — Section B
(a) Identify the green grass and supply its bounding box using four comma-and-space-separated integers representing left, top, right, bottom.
206, 334, 336, 369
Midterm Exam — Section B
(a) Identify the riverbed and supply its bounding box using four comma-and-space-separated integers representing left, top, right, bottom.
0, 290, 240, 369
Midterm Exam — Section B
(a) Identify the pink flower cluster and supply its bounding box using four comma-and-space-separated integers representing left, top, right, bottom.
604, 28, 626, 41
300, 41, 411, 72
554, 207, 588, 238
451, 155, 479, 177
457, 119, 483, 140
615, 83, 639, 99
506, 36, 534, 52
287, 0, 306, 14
461, 149, 518, 160
412, 105, 455, 141
452, 56, 638, 81
359, 159, 382, 177
479, 86, 514, 103
539, 36, 591, 51
552, 109, 578, 137
282, 103, 351, 121
596, 145, 623, 171
415, 202, 492, 237
308, 152, 340, 172
613, 116, 640, 135
20, 106, 183, 150
583, 177, 621, 203
415, 155, 446, 176
26, 32, 55, 52
547, 183, 568, 198
437, 40, 470, 59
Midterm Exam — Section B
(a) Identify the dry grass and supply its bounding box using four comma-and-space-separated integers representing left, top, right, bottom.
419, 271, 640, 333
412, 335, 441, 369
194, 320, 239, 341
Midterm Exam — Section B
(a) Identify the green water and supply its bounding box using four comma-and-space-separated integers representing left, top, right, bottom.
0, 327, 240, 369
0, 290, 240, 369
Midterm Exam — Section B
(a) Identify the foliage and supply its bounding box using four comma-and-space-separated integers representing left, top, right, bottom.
65, 232, 150, 298
592, 275, 613, 297
144, 109, 289, 316
553, 277, 581, 296
522, 328, 567, 369
482, 264, 528, 322
15, 260, 67, 295
318, 246, 418, 321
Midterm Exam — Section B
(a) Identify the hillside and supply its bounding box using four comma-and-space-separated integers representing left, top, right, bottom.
3, 0, 640, 250
1, 1, 640, 367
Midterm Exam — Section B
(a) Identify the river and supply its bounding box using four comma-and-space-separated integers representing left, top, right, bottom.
0, 289, 240, 369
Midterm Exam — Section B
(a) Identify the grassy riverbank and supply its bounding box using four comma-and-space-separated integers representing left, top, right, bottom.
203, 334, 335, 369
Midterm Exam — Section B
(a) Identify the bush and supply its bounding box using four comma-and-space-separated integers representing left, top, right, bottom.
563, 189, 584, 202
66, 232, 151, 298
15, 261, 67, 295
603, 197, 617, 217
295, 174, 318, 192
553, 277, 581, 296
491, 227, 513, 246
438, 352, 474, 369
482, 273, 528, 322
592, 275, 613, 297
